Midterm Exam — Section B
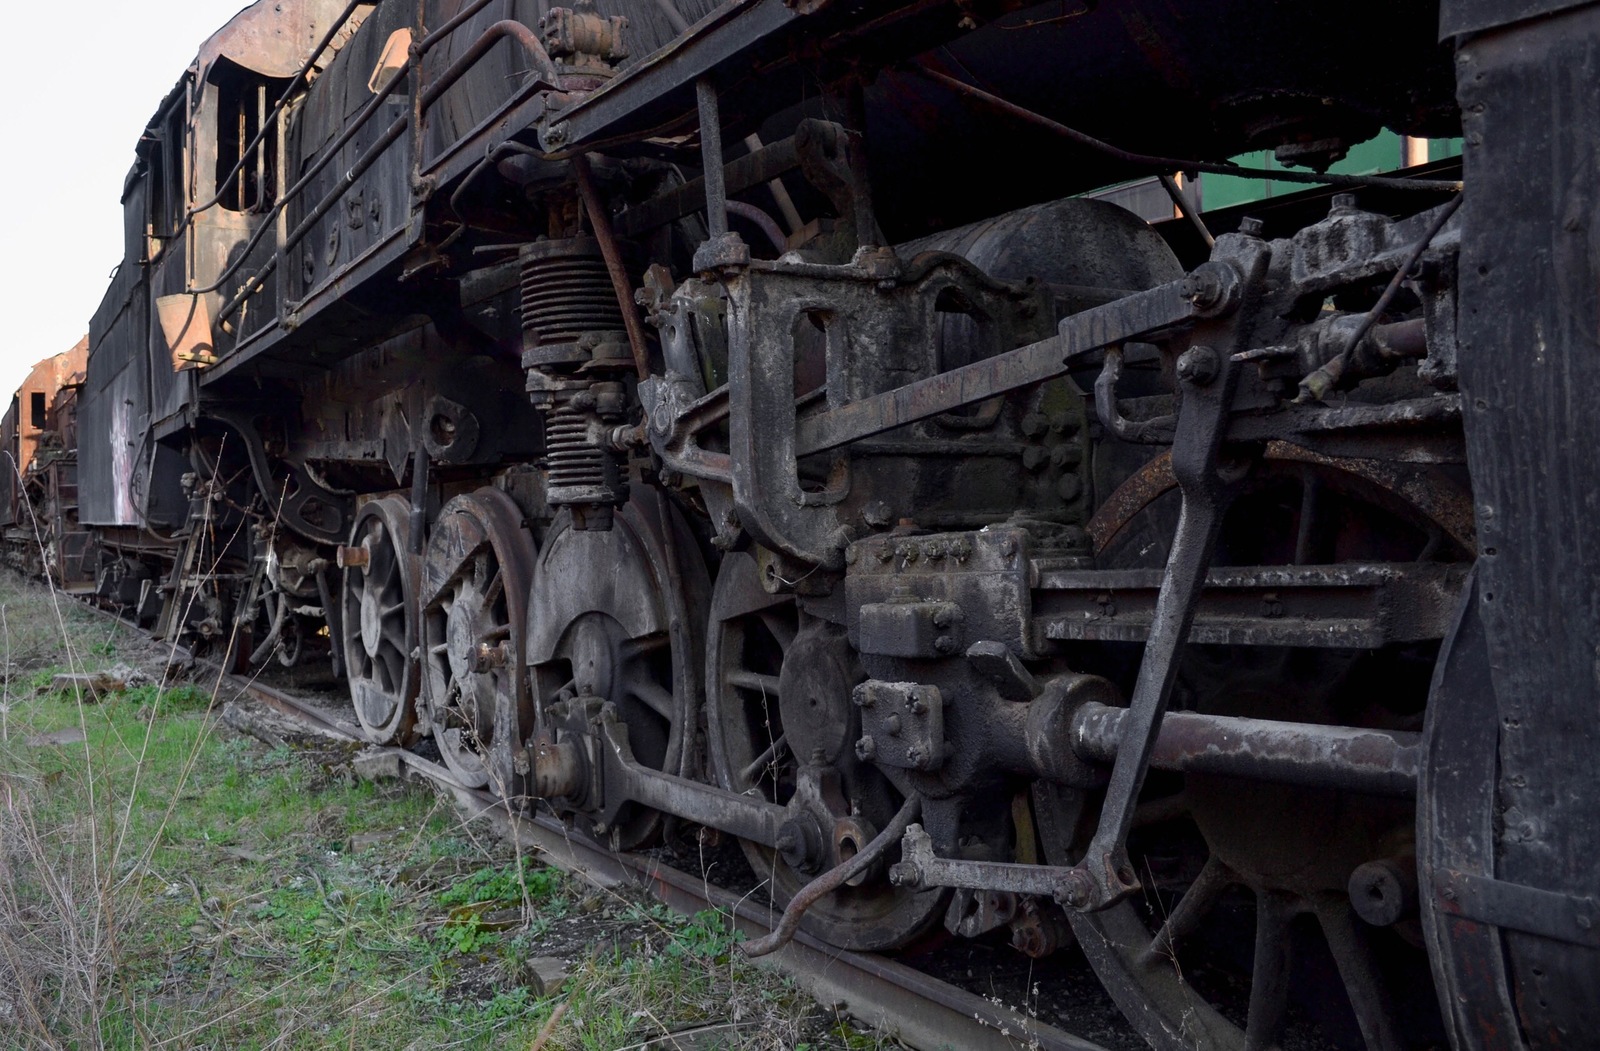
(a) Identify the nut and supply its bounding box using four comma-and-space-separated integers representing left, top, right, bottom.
1176, 345, 1220, 386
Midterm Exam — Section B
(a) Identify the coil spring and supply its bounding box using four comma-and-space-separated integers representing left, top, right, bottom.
543, 401, 613, 497
519, 237, 622, 349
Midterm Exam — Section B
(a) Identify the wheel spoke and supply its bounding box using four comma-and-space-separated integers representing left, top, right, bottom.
628, 676, 676, 719
1144, 853, 1235, 965
620, 634, 668, 661
1314, 897, 1405, 1051
1244, 890, 1295, 1051
739, 734, 789, 785
726, 669, 781, 697
481, 567, 504, 605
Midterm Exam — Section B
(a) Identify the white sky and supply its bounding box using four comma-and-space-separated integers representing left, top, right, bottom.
0, 1, 254, 396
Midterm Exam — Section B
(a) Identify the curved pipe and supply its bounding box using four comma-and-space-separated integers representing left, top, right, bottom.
1094, 346, 1174, 443
741, 795, 922, 958
248, 590, 290, 666
725, 200, 788, 255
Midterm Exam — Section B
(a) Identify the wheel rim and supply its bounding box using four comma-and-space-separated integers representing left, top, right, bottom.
1046, 459, 1461, 1050
342, 495, 418, 745
706, 549, 946, 951
420, 489, 535, 792
527, 486, 707, 850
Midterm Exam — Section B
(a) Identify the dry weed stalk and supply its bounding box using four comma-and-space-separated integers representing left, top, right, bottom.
0, 449, 254, 1048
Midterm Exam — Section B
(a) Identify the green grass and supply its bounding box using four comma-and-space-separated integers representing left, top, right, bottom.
0, 573, 871, 1051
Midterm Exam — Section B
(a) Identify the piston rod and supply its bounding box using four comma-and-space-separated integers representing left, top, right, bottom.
1069, 701, 1419, 797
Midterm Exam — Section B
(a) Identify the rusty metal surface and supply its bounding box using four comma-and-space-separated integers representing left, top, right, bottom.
1034, 561, 1466, 648
1069, 702, 1420, 797
49, 0, 1600, 1037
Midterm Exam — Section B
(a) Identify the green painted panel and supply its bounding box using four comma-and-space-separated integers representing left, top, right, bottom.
1199, 132, 1454, 212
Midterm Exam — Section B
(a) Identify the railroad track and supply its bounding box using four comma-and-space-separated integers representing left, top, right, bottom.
206, 667, 1109, 1051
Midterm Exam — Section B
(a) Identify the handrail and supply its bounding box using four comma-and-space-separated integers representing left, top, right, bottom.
187, 0, 372, 223
212, 19, 560, 326
190, 0, 510, 298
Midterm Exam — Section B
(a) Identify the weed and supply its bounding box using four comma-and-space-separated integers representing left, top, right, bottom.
0, 569, 872, 1051
439, 861, 563, 909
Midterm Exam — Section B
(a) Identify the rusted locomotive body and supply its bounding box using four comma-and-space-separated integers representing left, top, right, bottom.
0, 341, 93, 587
56, 0, 1600, 1044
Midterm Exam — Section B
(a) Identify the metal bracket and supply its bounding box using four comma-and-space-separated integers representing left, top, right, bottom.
1061, 238, 1271, 913
891, 823, 1079, 900
206, 408, 353, 545
1434, 869, 1600, 948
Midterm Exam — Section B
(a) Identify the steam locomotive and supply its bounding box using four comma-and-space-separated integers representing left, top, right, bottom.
14, 0, 1598, 1045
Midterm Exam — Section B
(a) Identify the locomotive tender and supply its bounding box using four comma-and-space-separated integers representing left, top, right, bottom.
35, 0, 1600, 1044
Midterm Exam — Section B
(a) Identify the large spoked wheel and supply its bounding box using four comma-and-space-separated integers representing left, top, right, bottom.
706, 549, 946, 951
419, 489, 536, 793
527, 486, 708, 850
1043, 454, 1472, 1050
342, 495, 419, 745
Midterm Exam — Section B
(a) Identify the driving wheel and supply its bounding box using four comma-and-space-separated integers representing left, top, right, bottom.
526, 486, 708, 850
342, 495, 419, 745
706, 548, 946, 951
419, 488, 536, 792
1041, 453, 1473, 1050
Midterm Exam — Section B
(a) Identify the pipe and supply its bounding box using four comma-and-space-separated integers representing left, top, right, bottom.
725, 200, 788, 254
1157, 174, 1214, 249
571, 153, 653, 380
247, 589, 289, 666
695, 79, 729, 239
314, 564, 344, 679
613, 133, 803, 237
741, 795, 921, 958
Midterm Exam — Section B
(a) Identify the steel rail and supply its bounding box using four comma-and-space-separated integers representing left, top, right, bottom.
200, 669, 1107, 1051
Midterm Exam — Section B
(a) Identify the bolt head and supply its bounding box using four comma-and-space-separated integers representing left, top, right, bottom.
1176, 345, 1220, 386
1239, 216, 1265, 237
934, 635, 957, 655
855, 735, 877, 761
1056, 869, 1093, 910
